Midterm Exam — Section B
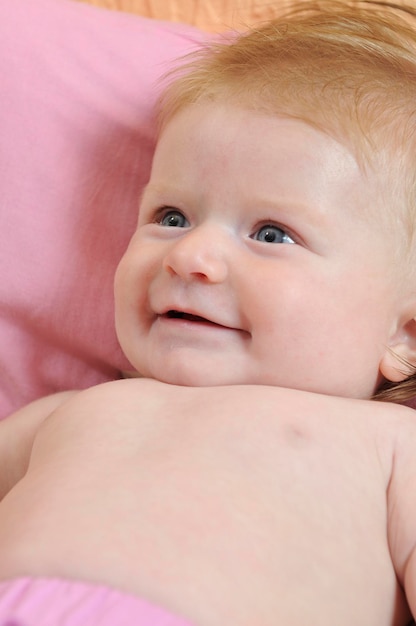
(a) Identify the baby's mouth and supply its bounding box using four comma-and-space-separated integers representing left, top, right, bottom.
166, 310, 214, 324
161, 310, 251, 338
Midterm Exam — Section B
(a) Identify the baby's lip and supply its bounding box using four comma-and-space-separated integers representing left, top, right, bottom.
162, 309, 228, 328
158, 308, 248, 334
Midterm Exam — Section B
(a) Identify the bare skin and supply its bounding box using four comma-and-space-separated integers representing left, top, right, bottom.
0, 379, 415, 626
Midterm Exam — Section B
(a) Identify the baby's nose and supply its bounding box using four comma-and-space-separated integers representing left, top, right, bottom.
162, 226, 229, 283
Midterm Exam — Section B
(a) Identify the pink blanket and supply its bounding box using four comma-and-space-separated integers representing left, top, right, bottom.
0, 578, 195, 626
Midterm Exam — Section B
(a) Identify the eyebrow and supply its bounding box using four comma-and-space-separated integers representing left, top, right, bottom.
139, 183, 199, 213
141, 183, 184, 200
251, 194, 333, 229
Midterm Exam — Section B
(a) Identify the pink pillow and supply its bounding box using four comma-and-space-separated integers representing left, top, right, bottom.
0, 0, 208, 419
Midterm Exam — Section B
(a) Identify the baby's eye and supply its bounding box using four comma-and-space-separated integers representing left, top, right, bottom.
252, 224, 295, 245
158, 209, 189, 228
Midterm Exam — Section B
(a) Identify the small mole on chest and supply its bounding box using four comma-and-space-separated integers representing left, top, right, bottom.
283, 423, 310, 446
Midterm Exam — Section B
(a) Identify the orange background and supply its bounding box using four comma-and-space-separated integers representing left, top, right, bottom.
74, 0, 297, 31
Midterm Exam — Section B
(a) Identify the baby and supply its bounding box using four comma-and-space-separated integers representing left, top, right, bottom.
1, 1, 416, 625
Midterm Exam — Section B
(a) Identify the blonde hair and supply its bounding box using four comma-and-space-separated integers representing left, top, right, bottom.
157, 1, 416, 404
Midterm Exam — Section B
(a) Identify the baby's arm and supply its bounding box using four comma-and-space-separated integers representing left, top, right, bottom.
387, 415, 416, 621
0, 391, 76, 500
402, 490, 416, 621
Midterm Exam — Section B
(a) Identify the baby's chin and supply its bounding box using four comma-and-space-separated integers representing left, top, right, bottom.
139, 362, 247, 388
151, 371, 227, 388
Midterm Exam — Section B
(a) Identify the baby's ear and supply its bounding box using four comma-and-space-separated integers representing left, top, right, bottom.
380, 317, 416, 383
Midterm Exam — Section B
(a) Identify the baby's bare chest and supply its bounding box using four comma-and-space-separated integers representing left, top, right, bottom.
15, 398, 406, 625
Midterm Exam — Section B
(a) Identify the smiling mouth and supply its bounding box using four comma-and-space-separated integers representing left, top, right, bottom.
166, 310, 214, 324
162, 310, 251, 338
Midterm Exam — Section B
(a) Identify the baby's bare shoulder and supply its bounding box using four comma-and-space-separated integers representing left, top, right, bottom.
382, 403, 416, 590
0, 390, 76, 498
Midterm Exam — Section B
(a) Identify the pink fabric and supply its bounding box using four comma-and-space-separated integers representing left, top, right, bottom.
0, 577, 195, 625
0, 0, 208, 419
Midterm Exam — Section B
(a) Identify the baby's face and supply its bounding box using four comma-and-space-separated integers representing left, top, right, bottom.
115, 103, 405, 398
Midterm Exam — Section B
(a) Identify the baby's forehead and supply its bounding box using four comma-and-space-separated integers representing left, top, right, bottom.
154, 104, 397, 228
159, 100, 379, 191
